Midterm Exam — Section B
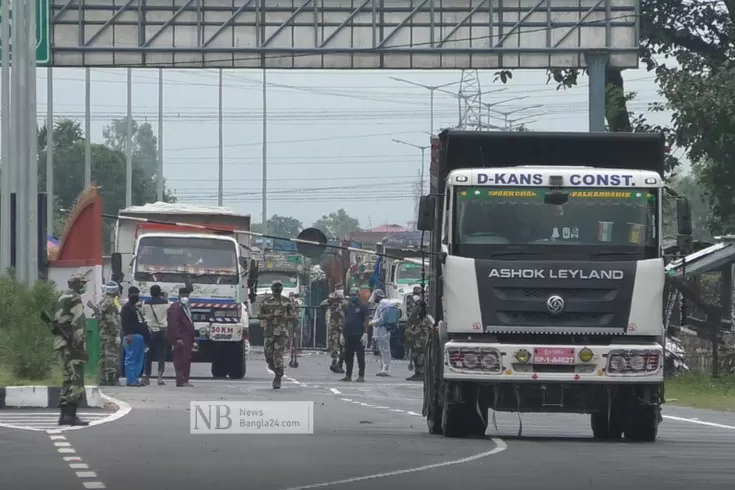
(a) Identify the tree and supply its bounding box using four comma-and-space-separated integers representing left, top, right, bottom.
664, 171, 712, 241
36, 119, 176, 251
251, 215, 303, 237
103, 117, 159, 180
312, 209, 361, 239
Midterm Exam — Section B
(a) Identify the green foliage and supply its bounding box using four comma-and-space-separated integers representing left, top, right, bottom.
252, 214, 304, 237
0, 274, 60, 380
312, 209, 361, 239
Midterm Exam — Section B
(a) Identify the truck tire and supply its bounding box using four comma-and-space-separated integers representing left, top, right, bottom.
227, 341, 247, 379
211, 359, 228, 379
623, 405, 660, 442
590, 410, 623, 440
424, 328, 443, 435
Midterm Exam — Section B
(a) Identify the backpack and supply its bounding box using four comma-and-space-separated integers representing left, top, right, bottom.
383, 303, 401, 332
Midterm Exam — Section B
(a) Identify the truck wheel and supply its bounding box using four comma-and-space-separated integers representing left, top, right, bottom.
623, 405, 660, 442
590, 411, 623, 440
424, 327, 443, 435
211, 360, 228, 379
227, 342, 247, 379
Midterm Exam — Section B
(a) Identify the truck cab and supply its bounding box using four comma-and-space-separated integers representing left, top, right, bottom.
419, 130, 692, 442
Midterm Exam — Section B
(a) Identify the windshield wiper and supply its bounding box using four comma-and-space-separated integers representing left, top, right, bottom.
488, 251, 544, 258
590, 251, 642, 258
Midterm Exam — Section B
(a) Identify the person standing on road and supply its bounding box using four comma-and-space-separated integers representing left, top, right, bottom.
167, 287, 195, 387
121, 286, 149, 387
260, 280, 296, 389
321, 283, 346, 373
405, 295, 430, 381
288, 292, 302, 351
96, 281, 121, 386
143, 285, 170, 386
54, 273, 90, 426
369, 289, 392, 376
339, 287, 370, 382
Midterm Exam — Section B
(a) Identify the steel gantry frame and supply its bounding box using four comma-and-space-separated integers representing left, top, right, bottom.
50, 0, 640, 69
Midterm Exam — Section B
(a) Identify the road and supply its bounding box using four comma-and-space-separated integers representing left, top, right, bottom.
1, 350, 734, 490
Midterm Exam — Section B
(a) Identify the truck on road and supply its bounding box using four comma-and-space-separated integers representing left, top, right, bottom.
111, 202, 256, 379
418, 130, 692, 442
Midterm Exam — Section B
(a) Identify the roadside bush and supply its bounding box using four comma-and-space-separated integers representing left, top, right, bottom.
0, 274, 60, 380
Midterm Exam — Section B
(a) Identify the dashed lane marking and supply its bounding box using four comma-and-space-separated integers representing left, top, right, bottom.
663, 415, 735, 430
47, 434, 107, 489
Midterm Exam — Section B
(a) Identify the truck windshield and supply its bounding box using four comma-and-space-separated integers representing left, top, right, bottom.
134, 236, 239, 284
258, 272, 298, 289
396, 262, 423, 284
452, 186, 658, 260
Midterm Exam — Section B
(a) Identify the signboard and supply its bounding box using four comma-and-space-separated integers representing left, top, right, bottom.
0, 0, 50, 64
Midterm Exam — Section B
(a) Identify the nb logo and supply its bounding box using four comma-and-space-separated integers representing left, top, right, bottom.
546, 295, 565, 315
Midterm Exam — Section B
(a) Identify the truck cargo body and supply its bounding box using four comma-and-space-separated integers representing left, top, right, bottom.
113, 202, 252, 379
420, 130, 686, 441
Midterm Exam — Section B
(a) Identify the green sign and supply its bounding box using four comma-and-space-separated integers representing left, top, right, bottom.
0, 0, 50, 65
286, 255, 303, 264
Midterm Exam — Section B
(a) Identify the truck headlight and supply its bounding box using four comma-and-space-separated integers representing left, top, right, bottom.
446, 347, 501, 373
606, 349, 660, 374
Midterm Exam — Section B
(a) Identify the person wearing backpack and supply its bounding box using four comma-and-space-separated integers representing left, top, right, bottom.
368, 289, 397, 376
143, 285, 170, 386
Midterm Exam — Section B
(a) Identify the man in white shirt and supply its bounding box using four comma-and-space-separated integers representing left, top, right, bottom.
143, 285, 170, 385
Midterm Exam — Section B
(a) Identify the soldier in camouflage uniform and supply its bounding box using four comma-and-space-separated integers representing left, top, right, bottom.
54, 273, 90, 426
405, 289, 430, 381
404, 286, 421, 367
288, 292, 302, 350
96, 282, 121, 386
321, 284, 346, 373
260, 280, 296, 389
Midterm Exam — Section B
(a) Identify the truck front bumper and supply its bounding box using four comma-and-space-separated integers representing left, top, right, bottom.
443, 341, 664, 383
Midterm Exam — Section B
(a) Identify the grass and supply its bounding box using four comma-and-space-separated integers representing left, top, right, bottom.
0, 364, 62, 387
665, 373, 735, 411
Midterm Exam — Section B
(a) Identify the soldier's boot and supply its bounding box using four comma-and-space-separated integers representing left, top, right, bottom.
334, 359, 345, 374
157, 368, 166, 386
142, 375, 150, 386
68, 404, 89, 426
272, 374, 283, 389
329, 359, 339, 372
58, 405, 71, 425
355, 375, 365, 383
339, 375, 351, 382
406, 373, 423, 381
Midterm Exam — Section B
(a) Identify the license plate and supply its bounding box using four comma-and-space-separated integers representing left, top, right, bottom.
533, 347, 575, 365
211, 326, 234, 335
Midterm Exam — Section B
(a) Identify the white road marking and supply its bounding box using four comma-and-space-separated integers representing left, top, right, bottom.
70, 464, 89, 469
54, 442, 72, 447
663, 415, 735, 430
340, 398, 353, 402
406, 411, 421, 416
76, 471, 98, 478
82, 483, 106, 489
63, 456, 82, 462
58, 448, 76, 453
50, 435, 66, 440
277, 439, 508, 490
330, 388, 341, 395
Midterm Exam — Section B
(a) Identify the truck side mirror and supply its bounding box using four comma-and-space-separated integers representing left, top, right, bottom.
239, 255, 248, 271
677, 198, 692, 236
111, 253, 124, 283
417, 195, 435, 231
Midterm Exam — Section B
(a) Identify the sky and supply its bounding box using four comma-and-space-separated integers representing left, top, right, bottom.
30, 65, 679, 230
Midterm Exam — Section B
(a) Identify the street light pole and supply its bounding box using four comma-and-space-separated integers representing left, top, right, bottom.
389, 77, 464, 134
392, 138, 430, 195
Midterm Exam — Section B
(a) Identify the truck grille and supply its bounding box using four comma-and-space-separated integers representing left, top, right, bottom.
498, 311, 613, 326
494, 287, 616, 301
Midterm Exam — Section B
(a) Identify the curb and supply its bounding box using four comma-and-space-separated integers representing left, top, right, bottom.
0, 386, 104, 409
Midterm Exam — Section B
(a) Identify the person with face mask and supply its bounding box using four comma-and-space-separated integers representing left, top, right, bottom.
339, 287, 370, 382
368, 289, 393, 376
120, 286, 149, 387
54, 273, 90, 426
320, 283, 346, 373
405, 293, 430, 381
260, 281, 296, 389
167, 287, 196, 387
95, 281, 122, 386
404, 286, 423, 371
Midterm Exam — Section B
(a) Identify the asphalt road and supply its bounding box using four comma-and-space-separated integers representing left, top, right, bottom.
1, 350, 734, 490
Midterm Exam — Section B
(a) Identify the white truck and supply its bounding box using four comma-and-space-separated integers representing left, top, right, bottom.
418, 130, 692, 442
110, 202, 256, 379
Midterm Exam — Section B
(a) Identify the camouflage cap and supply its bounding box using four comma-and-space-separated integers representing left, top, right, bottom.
271, 280, 283, 286
68, 273, 88, 284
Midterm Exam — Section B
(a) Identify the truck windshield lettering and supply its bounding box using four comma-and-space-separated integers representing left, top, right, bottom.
477, 173, 543, 185
569, 174, 634, 186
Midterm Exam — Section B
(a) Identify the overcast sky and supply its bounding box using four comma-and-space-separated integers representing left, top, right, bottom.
31, 65, 679, 229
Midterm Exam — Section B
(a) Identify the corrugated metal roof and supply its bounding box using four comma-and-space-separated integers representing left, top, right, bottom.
120, 201, 250, 217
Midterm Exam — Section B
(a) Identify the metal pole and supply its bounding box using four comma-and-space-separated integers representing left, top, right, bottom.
84, 67, 91, 186
126, 68, 132, 207
46, 67, 54, 238
261, 68, 267, 233
157, 68, 163, 201
27, 0, 38, 281
217, 68, 223, 206
14, 0, 27, 283
585, 52, 609, 132
429, 90, 434, 134
420, 147, 425, 195
0, 0, 11, 272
